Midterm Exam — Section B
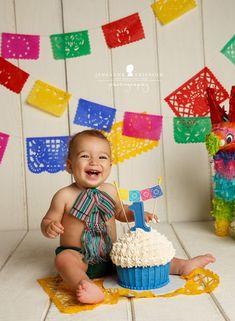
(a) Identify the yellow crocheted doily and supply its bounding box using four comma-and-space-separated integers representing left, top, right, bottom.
38, 268, 219, 314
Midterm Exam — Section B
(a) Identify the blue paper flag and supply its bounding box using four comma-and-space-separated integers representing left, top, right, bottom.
150, 185, 163, 198
26, 136, 69, 174
74, 98, 116, 132
129, 190, 141, 202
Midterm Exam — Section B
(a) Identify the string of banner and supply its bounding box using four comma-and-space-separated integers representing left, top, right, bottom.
114, 178, 163, 202
0, 1, 198, 137
2, 0, 217, 171
0, 1, 197, 60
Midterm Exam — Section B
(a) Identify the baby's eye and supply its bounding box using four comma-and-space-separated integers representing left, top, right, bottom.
80, 154, 89, 158
226, 133, 234, 144
99, 155, 108, 159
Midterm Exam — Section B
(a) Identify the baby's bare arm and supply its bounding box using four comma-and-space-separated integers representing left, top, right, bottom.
115, 199, 158, 223
41, 190, 66, 238
115, 202, 134, 222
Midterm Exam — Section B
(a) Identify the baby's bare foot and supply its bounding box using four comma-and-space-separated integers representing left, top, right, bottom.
181, 254, 216, 275
76, 279, 105, 304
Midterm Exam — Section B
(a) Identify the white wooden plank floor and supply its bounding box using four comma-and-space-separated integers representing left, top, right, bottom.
0, 223, 233, 321
0, 230, 26, 269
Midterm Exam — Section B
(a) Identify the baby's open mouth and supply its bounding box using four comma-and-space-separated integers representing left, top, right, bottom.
85, 170, 101, 176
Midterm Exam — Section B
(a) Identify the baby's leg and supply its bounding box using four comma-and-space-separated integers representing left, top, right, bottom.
170, 254, 216, 276
55, 250, 104, 304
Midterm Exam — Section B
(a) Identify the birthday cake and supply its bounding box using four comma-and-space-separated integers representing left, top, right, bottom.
110, 228, 175, 290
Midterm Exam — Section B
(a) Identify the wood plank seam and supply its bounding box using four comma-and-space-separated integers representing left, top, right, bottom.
171, 223, 229, 321
0, 230, 27, 272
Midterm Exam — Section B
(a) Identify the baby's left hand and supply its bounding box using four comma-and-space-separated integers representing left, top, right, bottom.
144, 212, 159, 224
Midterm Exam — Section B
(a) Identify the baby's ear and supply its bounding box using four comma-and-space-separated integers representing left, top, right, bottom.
66, 159, 72, 174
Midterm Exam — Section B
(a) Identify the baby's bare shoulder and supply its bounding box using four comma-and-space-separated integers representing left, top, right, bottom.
99, 183, 117, 201
53, 184, 79, 201
50, 184, 82, 214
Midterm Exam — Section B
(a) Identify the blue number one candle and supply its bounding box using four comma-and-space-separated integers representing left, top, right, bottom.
129, 201, 151, 232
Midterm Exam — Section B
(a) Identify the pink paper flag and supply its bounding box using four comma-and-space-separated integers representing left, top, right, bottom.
123, 112, 163, 140
0, 132, 10, 163
1, 33, 40, 60
140, 188, 152, 201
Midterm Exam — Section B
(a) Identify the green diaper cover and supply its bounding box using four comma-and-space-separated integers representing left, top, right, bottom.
55, 246, 115, 279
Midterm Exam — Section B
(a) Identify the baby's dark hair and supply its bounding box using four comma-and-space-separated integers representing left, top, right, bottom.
67, 129, 110, 159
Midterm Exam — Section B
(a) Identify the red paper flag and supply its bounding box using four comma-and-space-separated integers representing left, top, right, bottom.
0, 57, 29, 93
102, 13, 145, 49
164, 67, 229, 117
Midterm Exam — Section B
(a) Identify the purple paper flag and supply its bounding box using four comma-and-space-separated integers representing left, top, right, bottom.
1, 33, 40, 59
74, 98, 116, 132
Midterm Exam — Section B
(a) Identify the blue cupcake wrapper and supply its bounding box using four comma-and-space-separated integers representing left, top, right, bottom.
116, 263, 170, 290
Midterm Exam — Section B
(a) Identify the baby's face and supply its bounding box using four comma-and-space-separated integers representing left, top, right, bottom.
67, 135, 112, 189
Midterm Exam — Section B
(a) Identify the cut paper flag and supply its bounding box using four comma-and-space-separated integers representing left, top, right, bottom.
151, 0, 197, 25
165, 67, 229, 117
1, 32, 40, 59
50, 31, 91, 59
123, 112, 163, 140
118, 185, 163, 201
129, 190, 141, 202
173, 117, 211, 144
140, 188, 153, 201
38, 268, 219, 314
26, 136, 69, 174
27, 80, 71, 117
102, 13, 145, 49
221, 34, 235, 65
150, 185, 163, 198
0, 57, 29, 93
104, 120, 158, 164
0, 132, 10, 163
74, 98, 116, 132
118, 188, 129, 201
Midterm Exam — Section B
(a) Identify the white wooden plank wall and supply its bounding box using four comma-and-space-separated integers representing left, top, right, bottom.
0, 0, 234, 232
157, 0, 210, 222
0, 0, 27, 230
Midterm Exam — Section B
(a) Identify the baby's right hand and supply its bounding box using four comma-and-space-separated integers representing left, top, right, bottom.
45, 221, 64, 238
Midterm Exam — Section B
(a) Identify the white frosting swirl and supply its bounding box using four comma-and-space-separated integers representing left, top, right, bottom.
110, 228, 175, 268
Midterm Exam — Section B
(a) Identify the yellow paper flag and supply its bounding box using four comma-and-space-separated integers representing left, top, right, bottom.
38, 268, 219, 314
151, 0, 197, 25
27, 80, 71, 117
103, 120, 158, 164
118, 188, 129, 201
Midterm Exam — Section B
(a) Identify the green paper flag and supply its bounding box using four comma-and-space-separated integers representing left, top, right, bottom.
50, 31, 91, 59
221, 35, 235, 65
173, 117, 211, 144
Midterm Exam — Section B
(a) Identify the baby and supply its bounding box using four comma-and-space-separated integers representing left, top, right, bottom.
41, 129, 215, 304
